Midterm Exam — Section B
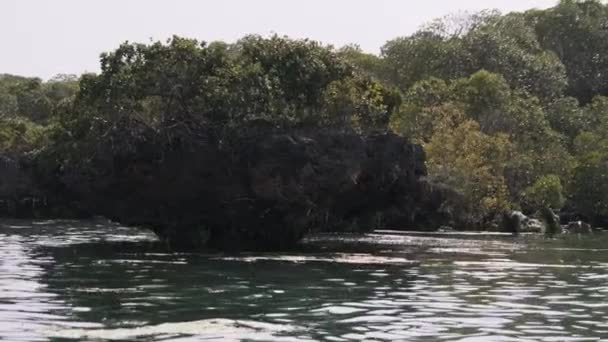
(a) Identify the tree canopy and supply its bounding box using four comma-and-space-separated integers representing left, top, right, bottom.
3, 0, 608, 229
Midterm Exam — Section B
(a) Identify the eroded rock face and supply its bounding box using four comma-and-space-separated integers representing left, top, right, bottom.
525, 219, 544, 233
566, 221, 592, 234
500, 209, 597, 235
501, 210, 527, 234
0, 154, 88, 218
51, 127, 441, 250
2, 124, 449, 250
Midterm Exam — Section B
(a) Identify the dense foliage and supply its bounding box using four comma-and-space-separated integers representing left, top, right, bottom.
2, 0, 608, 234
381, 0, 608, 227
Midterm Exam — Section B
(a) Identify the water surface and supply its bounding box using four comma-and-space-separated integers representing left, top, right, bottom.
1, 219, 608, 341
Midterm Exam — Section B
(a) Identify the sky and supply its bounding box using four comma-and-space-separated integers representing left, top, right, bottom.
1, 0, 557, 79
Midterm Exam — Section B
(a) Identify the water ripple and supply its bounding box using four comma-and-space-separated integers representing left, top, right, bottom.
1, 220, 608, 341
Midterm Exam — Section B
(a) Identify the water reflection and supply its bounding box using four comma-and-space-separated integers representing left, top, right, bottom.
0, 222, 103, 341
1, 219, 607, 341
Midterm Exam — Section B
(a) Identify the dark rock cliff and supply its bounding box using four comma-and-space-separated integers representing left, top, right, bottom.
0, 154, 86, 218
2, 127, 448, 250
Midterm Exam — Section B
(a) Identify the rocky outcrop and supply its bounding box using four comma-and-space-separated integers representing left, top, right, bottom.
539, 207, 563, 236
565, 221, 592, 234
525, 219, 544, 233
46, 126, 444, 251
501, 211, 546, 234
501, 209, 597, 235
0, 154, 86, 218
502, 210, 526, 234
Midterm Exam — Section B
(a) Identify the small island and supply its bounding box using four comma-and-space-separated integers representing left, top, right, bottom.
1, 1, 607, 251
3, 1, 608, 341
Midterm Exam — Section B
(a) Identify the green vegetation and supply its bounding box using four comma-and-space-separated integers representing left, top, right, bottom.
522, 174, 566, 212
2, 0, 608, 241
383, 0, 608, 227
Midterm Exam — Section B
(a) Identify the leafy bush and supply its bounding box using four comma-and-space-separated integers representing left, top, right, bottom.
522, 174, 566, 212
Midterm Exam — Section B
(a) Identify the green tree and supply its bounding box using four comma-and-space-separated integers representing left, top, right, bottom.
583, 96, 608, 129
0, 74, 54, 122
0, 118, 46, 156
570, 152, 608, 223
0, 92, 18, 118
462, 13, 567, 101
43, 74, 79, 105
521, 174, 566, 211
381, 31, 464, 91
569, 97, 608, 223
425, 111, 513, 226
337, 44, 385, 80
529, 0, 608, 103
382, 11, 567, 101
322, 77, 400, 131
545, 97, 588, 141
16, 90, 52, 122
389, 78, 453, 141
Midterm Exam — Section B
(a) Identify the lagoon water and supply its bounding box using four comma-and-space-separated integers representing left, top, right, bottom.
1, 219, 608, 341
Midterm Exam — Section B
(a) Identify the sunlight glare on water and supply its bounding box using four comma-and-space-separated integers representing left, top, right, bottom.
1, 219, 608, 341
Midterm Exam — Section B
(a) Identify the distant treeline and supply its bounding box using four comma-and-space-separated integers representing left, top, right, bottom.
1, 0, 607, 227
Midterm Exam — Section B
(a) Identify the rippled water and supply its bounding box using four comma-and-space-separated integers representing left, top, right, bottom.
1, 219, 608, 341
